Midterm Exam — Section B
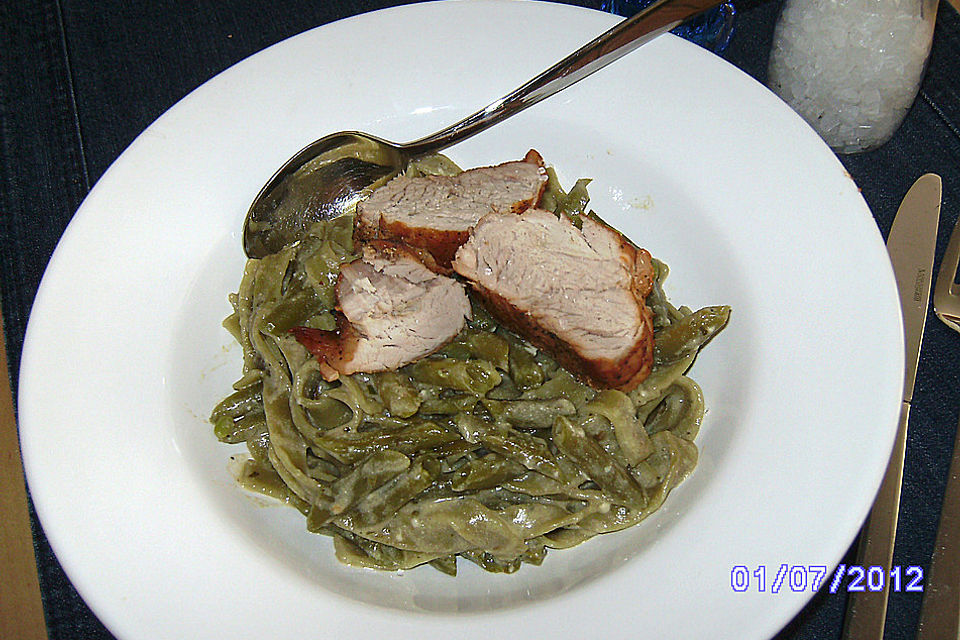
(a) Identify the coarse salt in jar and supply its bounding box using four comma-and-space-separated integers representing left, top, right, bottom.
767, 0, 938, 154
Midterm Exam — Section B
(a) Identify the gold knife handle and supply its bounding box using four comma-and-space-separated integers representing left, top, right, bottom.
916, 412, 960, 640
841, 400, 910, 640
0, 311, 48, 640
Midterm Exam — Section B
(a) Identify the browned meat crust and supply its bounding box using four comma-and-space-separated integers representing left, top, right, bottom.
453, 209, 656, 391
470, 287, 654, 390
376, 221, 467, 271
292, 241, 471, 380
289, 314, 358, 382
356, 150, 548, 268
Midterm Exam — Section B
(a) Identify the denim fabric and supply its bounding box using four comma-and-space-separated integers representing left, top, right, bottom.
2, 1, 958, 638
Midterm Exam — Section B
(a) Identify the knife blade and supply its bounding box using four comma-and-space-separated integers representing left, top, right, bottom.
842, 173, 942, 640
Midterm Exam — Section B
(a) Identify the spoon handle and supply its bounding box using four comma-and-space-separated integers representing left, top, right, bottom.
401, 0, 724, 157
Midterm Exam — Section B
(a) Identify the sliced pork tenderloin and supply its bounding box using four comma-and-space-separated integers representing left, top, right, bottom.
356, 150, 548, 267
292, 241, 471, 380
452, 209, 656, 391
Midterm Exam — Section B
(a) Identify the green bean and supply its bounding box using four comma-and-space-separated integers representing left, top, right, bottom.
504, 472, 603, 503
629, 351, 696, 405
250, 249, 292, 308
404, 153, 462, 178
299, 311, 337, 331
555, 178, 592, 227
542, 527, 596, 549
642, 377, 704, 440
455, 414, 564, 481
466, 296, 498, 332
499, 503, 584, 538
521, 542, 547, 566
508, 342, 544, 390
428, 555, 459, 576
316, 421, 460, 464
231, 369, 262, 392
308, 213, 354, 249
341, 457, 436, 531
213, 412, 266, 444
585, 390, 651, 466
260, 287, 326, 337
305, 450, 340, 483
437, 340, 473, 360
631, 431, 698, 493
553, 416, 647, 509
465, 331, 509, 371
452, 412, 489, 444
245, 428, 271, 465
236, 459, 309, 515
573, 503, 642, 535
332, 534, 393, 569
452, 454, 527, 492
428, 439, 482, 459
309, 450, 411, 530
376, 371, 421, 418
654, 305, 731, 364
462, 551, 522, 574
332, 533, 445, 571
303, 399, 354, 431
539, 167, 591, 221
337, 375, 384, 416
293, 362, 355, 436
437, 329, 509, 370
300, 218, 356, 302
538, 166, 564, 215
408, 358, 501, 394
646, 259, 686, 329
210, 385, 263, 424
482, 398, 576, 430
418, 393, 479, 415
490, 378, 523, 402
521, 369, 595, 409
222, 310, 242, 343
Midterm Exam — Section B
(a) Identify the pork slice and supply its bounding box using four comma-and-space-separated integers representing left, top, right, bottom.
292, 241, 471, 380
452, 209, 656, 391
356, 150, 548, 267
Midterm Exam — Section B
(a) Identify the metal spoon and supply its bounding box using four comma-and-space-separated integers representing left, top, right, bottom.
243, 0, 725, 258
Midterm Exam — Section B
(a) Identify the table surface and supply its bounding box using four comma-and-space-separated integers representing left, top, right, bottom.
2, 1, 959, 638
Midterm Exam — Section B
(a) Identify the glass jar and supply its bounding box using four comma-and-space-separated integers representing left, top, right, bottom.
767, 0, 939, 154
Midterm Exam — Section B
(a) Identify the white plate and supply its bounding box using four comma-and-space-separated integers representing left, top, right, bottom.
19, 1, 903, 639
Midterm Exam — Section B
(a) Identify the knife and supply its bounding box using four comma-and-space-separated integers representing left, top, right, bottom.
841, 173, 941, 640
0, 307, 48, 640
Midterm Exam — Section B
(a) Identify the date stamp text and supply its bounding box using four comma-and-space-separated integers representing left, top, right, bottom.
730, 564, 924, 594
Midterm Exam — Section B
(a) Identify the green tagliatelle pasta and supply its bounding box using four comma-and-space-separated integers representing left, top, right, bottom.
210, 156, 730, 575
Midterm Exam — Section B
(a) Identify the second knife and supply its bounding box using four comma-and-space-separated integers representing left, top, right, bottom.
842, 173, 942, 640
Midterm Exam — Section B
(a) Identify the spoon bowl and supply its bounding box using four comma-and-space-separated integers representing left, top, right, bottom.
243, 132, 403, 257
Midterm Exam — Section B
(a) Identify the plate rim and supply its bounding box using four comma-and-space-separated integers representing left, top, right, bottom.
17, 2, 903, 639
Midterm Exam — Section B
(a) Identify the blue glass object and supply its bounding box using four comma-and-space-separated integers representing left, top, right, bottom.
599, 1, 737, 53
